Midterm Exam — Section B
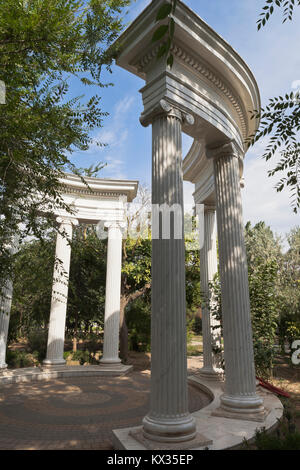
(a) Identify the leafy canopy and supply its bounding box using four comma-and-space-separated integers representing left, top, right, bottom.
0, 0, 131, 284
249, 0, 300, 213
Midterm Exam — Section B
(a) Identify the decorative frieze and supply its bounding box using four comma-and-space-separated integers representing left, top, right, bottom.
136, 43, 247, 139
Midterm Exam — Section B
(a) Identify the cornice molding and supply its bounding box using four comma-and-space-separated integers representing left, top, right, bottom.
61, 186, 129, 200
206, 140, 243, 161
136, 42, 247, 139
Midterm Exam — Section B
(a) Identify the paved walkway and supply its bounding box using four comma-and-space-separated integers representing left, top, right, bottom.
0, 368, 210, 450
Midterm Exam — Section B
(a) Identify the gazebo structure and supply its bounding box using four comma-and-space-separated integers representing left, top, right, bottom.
111, 0, 282, 450
0, 173, 138, 377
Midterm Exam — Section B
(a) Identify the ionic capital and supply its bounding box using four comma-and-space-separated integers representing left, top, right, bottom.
140, 99, 194, 128
56, 216, 79, 227
204, 204, 216, 213
206, 140, 243, 161
104, 221, 126, 230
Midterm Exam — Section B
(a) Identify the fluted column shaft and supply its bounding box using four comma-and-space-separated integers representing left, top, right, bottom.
199, 207, 222, 377
142, 102, 196, 443
0, 237, 19, 370
44, 217, 76, 367
211, 142, 264, 415
0, 279, 13, 369
100, 222, 123, 365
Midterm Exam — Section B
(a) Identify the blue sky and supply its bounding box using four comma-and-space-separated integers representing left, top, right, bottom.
71, 0, 300, 241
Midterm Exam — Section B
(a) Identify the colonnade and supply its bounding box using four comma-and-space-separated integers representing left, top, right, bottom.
0, 133, 266, 442
0, 217, 124, 371
139, 100, 266, 444
43, 217, 123, 367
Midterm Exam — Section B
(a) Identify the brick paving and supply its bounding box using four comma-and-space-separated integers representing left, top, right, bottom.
0, 366, 210, 450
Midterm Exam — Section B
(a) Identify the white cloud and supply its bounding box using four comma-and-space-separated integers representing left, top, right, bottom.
85, 94, 136, 179
102, 155, 127, 180
242, 140, 299, 238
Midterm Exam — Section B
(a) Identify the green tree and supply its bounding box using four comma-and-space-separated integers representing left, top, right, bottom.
245, 221, 282, 378
0, 0, 131, 285
10, 226, 107, 348
66, 225, 106, 351
277, 226, 300, 353
9, 235, 55, 342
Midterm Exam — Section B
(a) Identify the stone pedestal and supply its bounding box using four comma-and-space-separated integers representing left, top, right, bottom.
100, 222, 123, 365
44, 217, 77, 367
208, 141, 265, 419
141, 100, 196, 443
199, 206, 222, 379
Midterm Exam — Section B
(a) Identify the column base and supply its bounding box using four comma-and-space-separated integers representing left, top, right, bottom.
100, 357, 122, 366
0, 363, 8, 374
198, 367, 223, 381
212, 392, 269, 422
42, 358, 66, 368
142, 413, 197, 443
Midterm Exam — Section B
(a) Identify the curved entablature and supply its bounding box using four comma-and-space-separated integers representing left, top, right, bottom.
183, 139, 244, 205
115, 0, 260, 150
40, 173, 139, 224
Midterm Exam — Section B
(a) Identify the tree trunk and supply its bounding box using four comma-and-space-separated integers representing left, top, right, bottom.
72, 315, 78, 352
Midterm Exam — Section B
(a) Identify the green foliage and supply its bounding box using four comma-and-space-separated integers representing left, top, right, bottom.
152, 0, 177, 67
185, 240, 201, 314
246, 222, 281, 378
251, 1, 300, 213
249, 99, 300, 213
9, 226, 107, 346
122, 236, 152, 293
63, 350, 73, 360
286, 321, 300, 344
123, 227, 201, 354
277, 227, 300, 353
27, 329, 48, 362
6, 350, 38, 369
9, 236, 56, 341
66, 226, 106, 340
126, 298, 151, 352
0, 0, 131, 285
243, 401, 300, 450
71, 349, 91, 365
257, 0, 300, 30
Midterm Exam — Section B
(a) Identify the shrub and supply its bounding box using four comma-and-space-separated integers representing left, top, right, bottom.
243, 401, 300, 450
27, 329, 48, 362
71, 350, 90, 365
192, 316, 202, 335
6, 350, 37, 368
126, 299, 151, 353
63, 350, 72, 360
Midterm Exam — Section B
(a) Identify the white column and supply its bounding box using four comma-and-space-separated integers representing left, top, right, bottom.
100, 222, 123, 365
0, 237, 19, 370
43, 217, 77, 367
141, 100, 196, 443
208, 141, 265, 419
0, 279, 13, 370
199, 206, 222, 379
